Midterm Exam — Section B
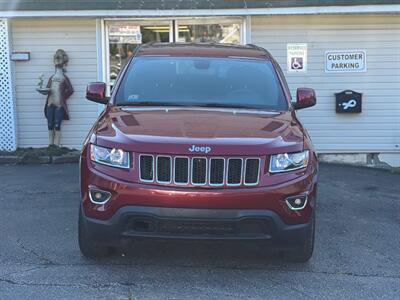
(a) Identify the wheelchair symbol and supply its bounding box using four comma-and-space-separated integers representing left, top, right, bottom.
291, 57, 303, 70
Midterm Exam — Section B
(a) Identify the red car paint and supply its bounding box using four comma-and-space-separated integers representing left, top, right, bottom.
81, 107, 317, 223
79, 43, 318, 259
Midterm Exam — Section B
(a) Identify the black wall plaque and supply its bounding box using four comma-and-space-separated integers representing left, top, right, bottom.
335, 90, 362, 113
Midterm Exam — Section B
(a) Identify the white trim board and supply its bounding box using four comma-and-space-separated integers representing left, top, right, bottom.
0, 18, 17, 151
1, 5, 400, 18
96, 18, 106, 115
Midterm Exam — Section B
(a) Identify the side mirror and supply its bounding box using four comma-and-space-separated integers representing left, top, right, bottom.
293, 88, 316, 110
86, 82, 109, 104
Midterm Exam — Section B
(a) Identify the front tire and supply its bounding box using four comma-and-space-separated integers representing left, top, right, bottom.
282, 213, 315, 263
78, 207, 111, 258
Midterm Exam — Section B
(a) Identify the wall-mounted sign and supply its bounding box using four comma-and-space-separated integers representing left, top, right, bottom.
287, 43, 307, 73
109, 24, 142, 44
335, 90, 362, 113
325, 50, 366, 73
11, 51, 30, 61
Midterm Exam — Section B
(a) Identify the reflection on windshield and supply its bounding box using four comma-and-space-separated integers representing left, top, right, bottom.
115, 57, 288, 111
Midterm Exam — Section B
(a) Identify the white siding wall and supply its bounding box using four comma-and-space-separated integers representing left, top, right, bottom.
11, 18, 98, 149
252, 14, 400, 153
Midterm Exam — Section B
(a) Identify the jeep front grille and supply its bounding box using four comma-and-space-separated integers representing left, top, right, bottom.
138, 154, 260, 187
174, 157, 189, 184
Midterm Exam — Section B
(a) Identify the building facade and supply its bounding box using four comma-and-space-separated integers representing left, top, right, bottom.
0, 1, 399, 166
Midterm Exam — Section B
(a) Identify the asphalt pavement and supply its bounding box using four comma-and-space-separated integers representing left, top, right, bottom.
0, 163, 399, 299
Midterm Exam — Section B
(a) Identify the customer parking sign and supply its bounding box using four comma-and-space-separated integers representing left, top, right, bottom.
325, 50, 367, 73
287, 44, 307, 73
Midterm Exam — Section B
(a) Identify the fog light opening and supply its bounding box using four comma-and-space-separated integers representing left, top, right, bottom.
88, 188, 112, 205
285, 195, 308, 211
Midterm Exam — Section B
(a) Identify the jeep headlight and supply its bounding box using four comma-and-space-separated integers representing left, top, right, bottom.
90, 144, 130, 169
269, 150, 309, 173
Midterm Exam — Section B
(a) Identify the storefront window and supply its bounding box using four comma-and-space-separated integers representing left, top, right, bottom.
107, 22, 171, 86
106, 19, 243, 87
178, 23, 241, 44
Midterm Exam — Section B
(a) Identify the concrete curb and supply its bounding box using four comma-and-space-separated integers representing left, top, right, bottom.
20, 155, 51, 164
0, 153, 80, 165
0, 156, 22, 165
321, 161, 400, 174
52, 155, 80, 164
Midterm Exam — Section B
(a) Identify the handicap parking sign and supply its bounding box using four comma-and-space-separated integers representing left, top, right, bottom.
291, 57, 303, 70
287, 44, 307, 73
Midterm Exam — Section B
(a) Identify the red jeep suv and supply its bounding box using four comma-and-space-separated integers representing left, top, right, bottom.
79, 43, 318, 262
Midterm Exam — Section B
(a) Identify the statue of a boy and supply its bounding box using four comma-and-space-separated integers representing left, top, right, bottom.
40, 49, 74, 146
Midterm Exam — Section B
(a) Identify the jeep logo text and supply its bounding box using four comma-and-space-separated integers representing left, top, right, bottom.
188, 145, 211, 154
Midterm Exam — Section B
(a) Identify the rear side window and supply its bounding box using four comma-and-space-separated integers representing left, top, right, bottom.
115, 56, 288, 110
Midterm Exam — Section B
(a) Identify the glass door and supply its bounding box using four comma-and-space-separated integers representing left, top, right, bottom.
105, 20, 172, 87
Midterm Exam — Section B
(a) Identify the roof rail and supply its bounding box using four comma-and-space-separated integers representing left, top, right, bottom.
246, 44, 272, 58
141, 41, 157, 47
246, 44, 265, 52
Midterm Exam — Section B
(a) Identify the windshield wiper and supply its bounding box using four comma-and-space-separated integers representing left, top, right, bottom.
119, 101, 188, 107
193, 103, 259, 109
119, 101, 264, 110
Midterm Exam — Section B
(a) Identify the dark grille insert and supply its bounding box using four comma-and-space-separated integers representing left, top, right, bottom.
138, 154, 261, 187
140, 155, 153, 181
209, 158, 225, 185
192, 158, 207, 185
158, 220, 235, 236
227, 158, 242, 185
244, 159, 260, 185
174, 157, 189, 184
157, 156, 171, 183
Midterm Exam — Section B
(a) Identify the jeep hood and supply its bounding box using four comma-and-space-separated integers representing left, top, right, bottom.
94, 107, 304, 155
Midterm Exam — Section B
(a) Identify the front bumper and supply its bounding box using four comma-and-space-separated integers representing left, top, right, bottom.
81, 205, 313, 247
80, 153, 318, 225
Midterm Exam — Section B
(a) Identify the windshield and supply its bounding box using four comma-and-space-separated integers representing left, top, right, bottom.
115, 56, 288, 110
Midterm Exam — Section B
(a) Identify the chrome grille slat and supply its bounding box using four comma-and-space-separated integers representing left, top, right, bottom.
139, 155, 154, 182
192, 157, 207, 185
156, 156, 172, 184
174, 157, 190, 184
244, 158, 261, 186
139, 154, 260, 187
227, 158, 243, 186
209, 158, 225, 186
